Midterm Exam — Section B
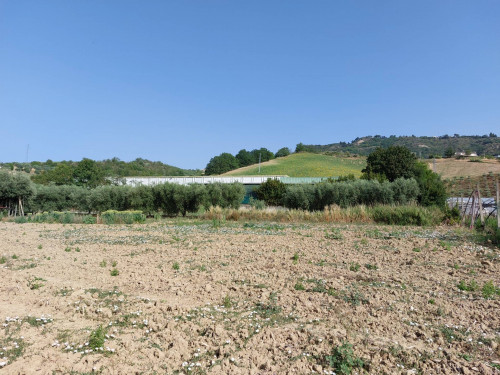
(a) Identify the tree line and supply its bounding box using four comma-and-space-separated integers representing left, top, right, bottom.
205, 147, 291, 175
0, 172, 245, 217
0, 157, 201, 185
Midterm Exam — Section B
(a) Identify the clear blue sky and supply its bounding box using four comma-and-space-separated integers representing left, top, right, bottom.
1, 1, 499, 169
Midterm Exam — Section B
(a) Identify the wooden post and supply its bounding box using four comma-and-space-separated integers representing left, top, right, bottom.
477, 184, 484, 225
497, 178, 500, 229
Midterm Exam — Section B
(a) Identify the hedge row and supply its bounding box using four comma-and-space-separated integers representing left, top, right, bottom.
27, 182, 245, 216
281, 178, 420, 210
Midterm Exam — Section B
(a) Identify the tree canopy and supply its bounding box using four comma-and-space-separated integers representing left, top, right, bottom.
205, 153, 240, 175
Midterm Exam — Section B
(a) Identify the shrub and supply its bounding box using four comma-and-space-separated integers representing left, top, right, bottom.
249, 197, 266, 210
371, 205, 435, 226
82, 215, 96, 224
100, 210, 146, 224
204, 183, 245, 209
255, 179, 287, 206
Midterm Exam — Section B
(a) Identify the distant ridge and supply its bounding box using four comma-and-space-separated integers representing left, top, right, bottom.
304, 134, 499, 158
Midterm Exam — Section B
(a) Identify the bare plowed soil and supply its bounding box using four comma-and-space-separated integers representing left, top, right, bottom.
0, 221, 499, 374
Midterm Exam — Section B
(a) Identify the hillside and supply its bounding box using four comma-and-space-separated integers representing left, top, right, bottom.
0, 158, 201, 177
223, 153, 365, 177
429, 158, 500, 179
305, 134, 500, 158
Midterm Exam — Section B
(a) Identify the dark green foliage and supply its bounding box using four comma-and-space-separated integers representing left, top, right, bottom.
478, 218, 500, 246
0, 171, 35, 216
152, 183, 207, 216
371, 205, 435, 226
27, 181, 244, 217
282, 185, 311, 210
275, 147, 291, 158
362, 146, 417, 182
295, 142, 313, 153
362, 147, 447, 207
205, 153, 240, 175
73, 158, 106, 188
251, 148, 274, 163
128, 185, 155, 215
204, 182, 245, 209
412, 162, 447, 207
444, 146, 454, 158
282, 179, 420, 210
391, 178, 420, 205
88, 186, 132, 213
31, 163, 75, 185
235, 149, 255, 167
255, 179, 286, 206
29, 184, 91, 213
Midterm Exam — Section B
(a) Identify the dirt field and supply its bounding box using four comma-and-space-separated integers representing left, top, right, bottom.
1, 221, 499, 374
429, 159, 500, 179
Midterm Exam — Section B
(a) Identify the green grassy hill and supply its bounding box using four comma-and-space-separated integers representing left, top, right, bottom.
223, 153, 366, 177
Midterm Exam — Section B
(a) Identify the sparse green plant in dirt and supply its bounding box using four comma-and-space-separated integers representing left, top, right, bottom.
111, 260, 117, 267
349, 262, 360, 272
172, 262, 180, 270
254, 292, 282, 319
292, 252, 299, 264
325, 228, 343, 240
64, 247, 71, 252
457, 280, 479, 292
37, 244, 42, 249
222, 294, 232, 308
341, 285, 368, 306
28, 277, 45, 290
110, 268, 119, 276
88, 325, 106, 350
482, 281, 500, 299
75, 247, 80, 252
0, 256, 6, 264
321, 341, 364, 375
413, 247, 421, 252
12, 254, 18, 259
428, 299, 435, 305
0, 336, 26, 364
99, 260, 107, 267
440, 325, 465, 343
364, 263, 377, 270
294, 282, 305, 291
24, 316, 53, 327
439, 240, 452, 251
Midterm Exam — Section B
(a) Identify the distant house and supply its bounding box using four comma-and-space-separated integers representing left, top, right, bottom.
455, 151, 478, 157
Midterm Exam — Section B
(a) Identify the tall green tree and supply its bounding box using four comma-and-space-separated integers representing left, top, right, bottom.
31, 163, 75, 185
362, 146, 417, 182
73, 158, 106, 188
235, 149, 255, 167
251, 148, 274, 163
362, 146, 446, 206
205, 153, 239, 175
444, 146, 454, 158
275, 147, 291, 158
